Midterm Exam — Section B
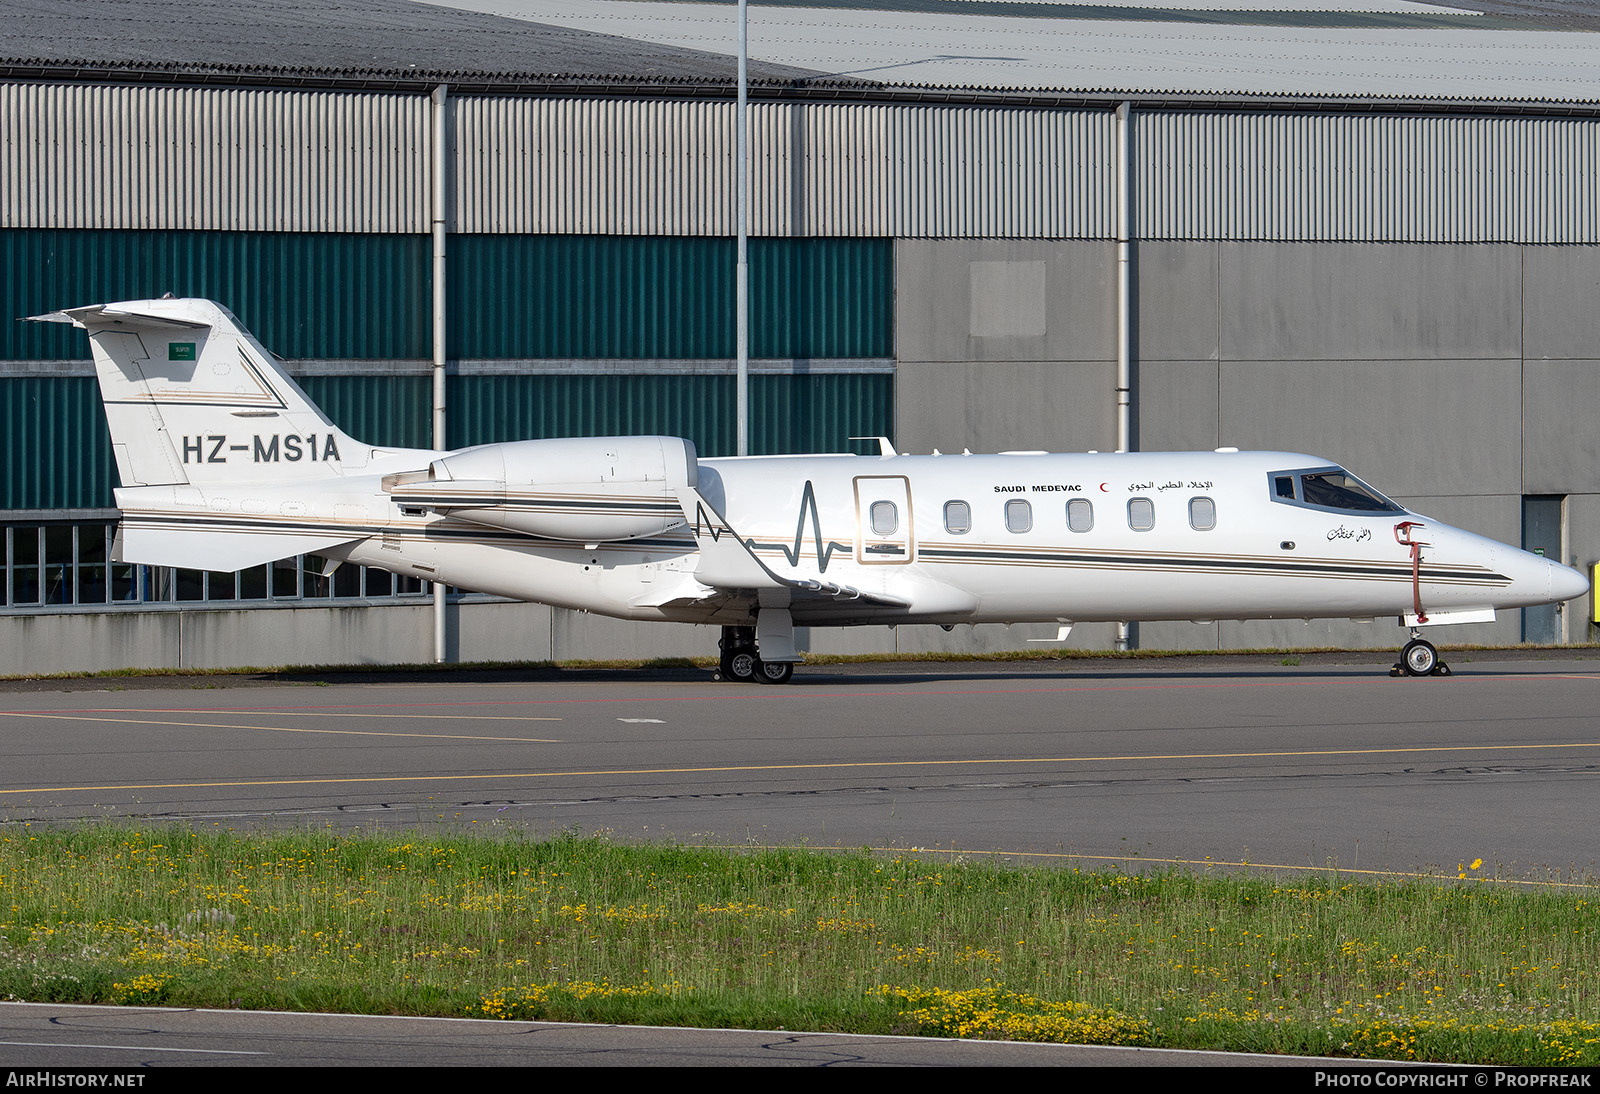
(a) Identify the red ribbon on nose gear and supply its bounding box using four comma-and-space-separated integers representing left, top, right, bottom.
1394, 521, 1429, 623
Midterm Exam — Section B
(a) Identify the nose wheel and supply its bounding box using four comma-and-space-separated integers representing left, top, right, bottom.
1393, 635, 1452, 677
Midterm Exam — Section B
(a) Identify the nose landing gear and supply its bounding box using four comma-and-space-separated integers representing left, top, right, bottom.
1393, 630, 1452, 677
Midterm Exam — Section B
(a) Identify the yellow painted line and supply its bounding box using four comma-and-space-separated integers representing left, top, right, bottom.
0, 712, 560, 745
3, 738, 1598, 796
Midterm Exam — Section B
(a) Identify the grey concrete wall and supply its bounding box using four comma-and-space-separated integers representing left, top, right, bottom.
1137, 241, 1527, 498
1523, 360, 1600, 495
895, 238, 1118, 455
1217, 359, 1520, 498
0, 601, 1095, 675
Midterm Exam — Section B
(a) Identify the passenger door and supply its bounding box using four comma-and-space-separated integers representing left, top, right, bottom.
854, 476, 915, 565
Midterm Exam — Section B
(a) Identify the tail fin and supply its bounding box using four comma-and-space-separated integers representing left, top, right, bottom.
30, 298, 367, 487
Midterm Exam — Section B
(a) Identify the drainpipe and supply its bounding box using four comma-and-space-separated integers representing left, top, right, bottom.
1116, 100, 1134, 654
431, 83, 449, 663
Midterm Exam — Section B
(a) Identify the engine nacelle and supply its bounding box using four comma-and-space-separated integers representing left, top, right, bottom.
387, 436, 697, 542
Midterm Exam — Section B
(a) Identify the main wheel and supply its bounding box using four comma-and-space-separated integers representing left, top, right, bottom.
1401, 639, 1438, 677
724, 648, 758, 683
753, 659, 795, 685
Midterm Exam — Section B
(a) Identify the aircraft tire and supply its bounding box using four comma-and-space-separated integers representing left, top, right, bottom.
725, 649, 759, 683
1401, 639, 1438, 677
753, 659, 795, 685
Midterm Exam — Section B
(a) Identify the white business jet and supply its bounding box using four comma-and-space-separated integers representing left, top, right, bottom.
33, 298, 1589, 682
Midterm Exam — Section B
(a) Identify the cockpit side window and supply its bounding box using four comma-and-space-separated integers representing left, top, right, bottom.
1269, 467, 1403, 514
1299, 471, 1401, 512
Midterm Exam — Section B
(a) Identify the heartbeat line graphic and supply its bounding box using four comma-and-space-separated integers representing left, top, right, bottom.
696, 480, 850, 574
745, 483, 851, 575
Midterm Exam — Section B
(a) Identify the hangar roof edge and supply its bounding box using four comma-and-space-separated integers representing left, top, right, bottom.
4, 57, 1599, 113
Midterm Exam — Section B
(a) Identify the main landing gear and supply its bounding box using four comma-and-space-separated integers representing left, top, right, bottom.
714, 626, 795, 685
1392, 630, 1452, 677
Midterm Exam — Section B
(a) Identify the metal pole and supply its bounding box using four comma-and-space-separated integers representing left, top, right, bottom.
431, 83, 449, 663
1115, 100, 1132, 457
1116, 100, 1134, 654
736, 0, 750, 457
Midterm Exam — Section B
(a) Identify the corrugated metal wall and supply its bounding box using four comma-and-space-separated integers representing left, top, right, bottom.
1, 82, 429, 234
1138, 111, 1600, 243
0, 229, 431, 360
451, 235, 892, 358
449, 373, 893, 457
454, 97, 1114, 238
7, 81, 1600, 243
0, 378, 117, 509
299, 376, 432, 451
2, 230, 889, 361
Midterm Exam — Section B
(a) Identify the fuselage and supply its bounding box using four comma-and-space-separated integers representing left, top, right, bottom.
318, 448, 1582, 629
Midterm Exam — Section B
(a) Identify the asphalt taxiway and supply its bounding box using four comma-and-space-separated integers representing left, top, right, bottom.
3, 653, 1597, 880
0, 1001, 1372, 1067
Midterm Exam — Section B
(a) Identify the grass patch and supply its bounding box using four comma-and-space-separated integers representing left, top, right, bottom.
2, 826, 1596, 1063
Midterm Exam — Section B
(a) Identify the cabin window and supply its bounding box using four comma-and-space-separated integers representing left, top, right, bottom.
1189, 496, 1216, 531
1128, 497, 1155, 532
1067, 498, 1094, 533
1005, 499, 1033, 534
870, 500, 898, 536
943, 500, 971, 535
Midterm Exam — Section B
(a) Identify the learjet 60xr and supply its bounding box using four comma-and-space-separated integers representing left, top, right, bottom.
33, 298, 1590, 682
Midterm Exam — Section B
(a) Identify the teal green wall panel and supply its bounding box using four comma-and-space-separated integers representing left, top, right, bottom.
4, 230, 891, 363
754, 238, 893, 361
4, 231, 895, 510
450, 236, 893, 360
448, 373, 894, 458
1, 230, 430, 361
1, 378, 117, 509
299, 376, 432, 451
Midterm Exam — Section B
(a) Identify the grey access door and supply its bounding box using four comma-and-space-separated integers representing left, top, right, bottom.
1522, 496, 1563, 644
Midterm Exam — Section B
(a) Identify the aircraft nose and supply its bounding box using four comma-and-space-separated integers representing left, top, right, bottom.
1549, 559, 1590, 603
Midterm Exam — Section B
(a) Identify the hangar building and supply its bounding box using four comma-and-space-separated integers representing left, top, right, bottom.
4, 0, 1600, 672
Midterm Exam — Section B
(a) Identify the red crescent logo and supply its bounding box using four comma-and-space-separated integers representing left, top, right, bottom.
1098, 482, 1109, 492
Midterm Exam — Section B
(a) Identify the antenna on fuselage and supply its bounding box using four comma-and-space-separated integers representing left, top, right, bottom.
850, 436, 898, 457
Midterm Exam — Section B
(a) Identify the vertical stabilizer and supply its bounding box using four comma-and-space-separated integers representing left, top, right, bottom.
30, 298, 367, 487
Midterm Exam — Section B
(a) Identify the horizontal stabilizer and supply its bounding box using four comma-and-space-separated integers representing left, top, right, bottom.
113, 482, 363, 571
115, 520, 357, 573
29, 304, 209, 331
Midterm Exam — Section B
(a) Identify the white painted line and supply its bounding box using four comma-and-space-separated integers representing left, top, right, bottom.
0, 1040, 267, 1055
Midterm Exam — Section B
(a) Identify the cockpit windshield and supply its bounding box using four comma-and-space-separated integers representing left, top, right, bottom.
1270, 467, 1404, 514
